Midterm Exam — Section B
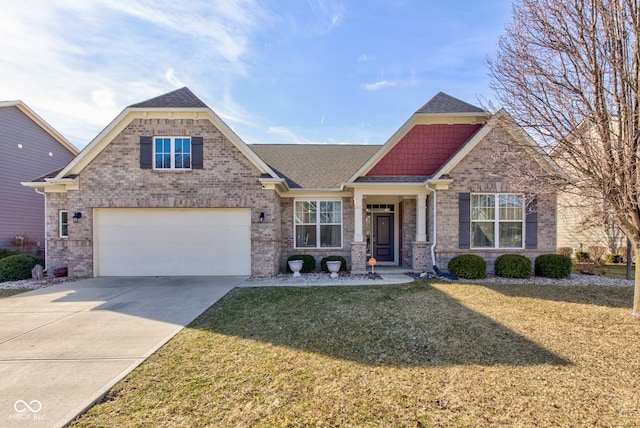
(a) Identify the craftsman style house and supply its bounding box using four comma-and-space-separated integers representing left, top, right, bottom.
23, 88, 560, 277
1, 101, 78, 252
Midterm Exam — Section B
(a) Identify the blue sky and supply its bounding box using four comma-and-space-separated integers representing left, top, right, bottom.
0, 1, 512, 149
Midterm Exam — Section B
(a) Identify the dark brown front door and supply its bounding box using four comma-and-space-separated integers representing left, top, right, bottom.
373, 213, 394, 262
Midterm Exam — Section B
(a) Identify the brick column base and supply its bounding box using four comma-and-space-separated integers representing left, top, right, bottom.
412, 241, 430, 272
351, 241, 367, 273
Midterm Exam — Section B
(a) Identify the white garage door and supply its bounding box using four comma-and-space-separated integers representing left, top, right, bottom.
94, 208, 251, 276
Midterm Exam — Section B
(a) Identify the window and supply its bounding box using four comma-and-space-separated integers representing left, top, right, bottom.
471, 194, 524, 248
294, 200, 342, 248
154, 137, 191, 170
59, 210, 68, 238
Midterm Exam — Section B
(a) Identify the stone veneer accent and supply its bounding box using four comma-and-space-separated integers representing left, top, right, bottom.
46, 118, 282, 277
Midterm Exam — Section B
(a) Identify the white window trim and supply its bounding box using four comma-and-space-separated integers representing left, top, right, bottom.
470, 193, 525, 250
59, 210, 68, 238
153, 136, 192, 170
294, 199, 343, 249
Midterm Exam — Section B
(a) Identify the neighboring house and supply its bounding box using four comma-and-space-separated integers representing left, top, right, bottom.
22, 87, 560, 277
0, 101, 78, 253
556, 192, 626, 256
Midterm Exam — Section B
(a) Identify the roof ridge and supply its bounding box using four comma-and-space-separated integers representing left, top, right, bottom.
129, 87, 208, 108
416, 92, 486, 114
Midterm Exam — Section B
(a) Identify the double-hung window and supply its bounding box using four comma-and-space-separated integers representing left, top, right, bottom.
59, 210, 68, 238
154, 137, 191, 170
471, 194, 524, 248
294, 200, 342, 248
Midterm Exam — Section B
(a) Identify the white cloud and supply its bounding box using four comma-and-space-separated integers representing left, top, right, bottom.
0, 0, 270, 148
361, 80, 398, 91
307, 0, 345, 34
358, 54, 373, 62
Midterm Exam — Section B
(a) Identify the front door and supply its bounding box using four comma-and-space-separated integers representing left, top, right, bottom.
373, 213, 394, 262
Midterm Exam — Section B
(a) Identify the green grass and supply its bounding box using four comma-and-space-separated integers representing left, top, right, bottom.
0, 289, 30, 299
573, 262, 635, 279
72, 281, 640, 427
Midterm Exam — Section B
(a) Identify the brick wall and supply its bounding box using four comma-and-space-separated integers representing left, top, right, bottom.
46, 118, 281, 277
434, 124, 557, 273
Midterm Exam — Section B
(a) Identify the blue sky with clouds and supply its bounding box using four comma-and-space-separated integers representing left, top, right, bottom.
0, 1, 512, 149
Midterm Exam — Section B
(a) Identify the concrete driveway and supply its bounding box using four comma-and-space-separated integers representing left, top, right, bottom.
0, 276, 245, 427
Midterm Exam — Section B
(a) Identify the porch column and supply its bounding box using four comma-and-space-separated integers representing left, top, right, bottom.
354, 191, 364, 242
416, 192, 427, 242
351, 191, 367, 273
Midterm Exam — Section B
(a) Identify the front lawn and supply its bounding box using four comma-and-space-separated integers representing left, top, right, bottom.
0, 289, 29, 299
72, 281, 640, 427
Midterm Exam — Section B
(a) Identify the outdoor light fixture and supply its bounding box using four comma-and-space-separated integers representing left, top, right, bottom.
72, 212, 82, 223
259, 212, 265, 223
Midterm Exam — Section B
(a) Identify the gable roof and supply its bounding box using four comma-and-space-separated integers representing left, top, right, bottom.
0, 101, 79, 155
129, 87, 208, 108
432, 109, 564, 179
36, 87, 279, 188
348, 92, 489, 182
416, 92, 486, 115
251, 144, 379, 189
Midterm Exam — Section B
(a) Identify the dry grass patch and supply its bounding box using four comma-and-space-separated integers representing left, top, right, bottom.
72, 281, 640, 427
0, 289, 29, 299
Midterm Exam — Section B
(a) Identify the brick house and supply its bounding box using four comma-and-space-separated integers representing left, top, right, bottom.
23, 87, 560, 277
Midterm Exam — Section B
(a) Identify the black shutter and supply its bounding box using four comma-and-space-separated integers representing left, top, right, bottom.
459, 193, 471, 249
525, 196, 538, 249
140, 136, 153, 169
192, 136, 203, 169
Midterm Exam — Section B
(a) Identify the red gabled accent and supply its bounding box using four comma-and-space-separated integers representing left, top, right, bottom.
366, 124, 482, 176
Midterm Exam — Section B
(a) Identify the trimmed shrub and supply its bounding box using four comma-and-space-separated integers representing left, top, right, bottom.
588, 246, 607, 263
535, 254, 572, 278
320, 256, 347, 272
494, 254, 532, 279
575, 251, 591, 262
0, 248, 17, 260
448, 254, 486, 279
557, 247, 572, 257
0, 254, 44, 282
604, 254, 624, 264
287, 254, 316, 273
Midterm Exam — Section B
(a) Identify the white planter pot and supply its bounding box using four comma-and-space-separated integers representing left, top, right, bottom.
288, 259, 304, 277
326, 260, 342, 278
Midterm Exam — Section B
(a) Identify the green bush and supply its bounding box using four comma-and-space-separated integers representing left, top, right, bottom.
535, 254, 572, 278
0, 248, 17, 260
320, 256, 347, 272
494, 254, 532, 279
287, 255, 316, 273
604, 254, 624, 264
0, 254, 44, 282
448, 254, 486, 279
575, 251, 591, 262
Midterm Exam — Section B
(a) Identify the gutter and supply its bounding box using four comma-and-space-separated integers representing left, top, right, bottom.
430, 189, 437, 266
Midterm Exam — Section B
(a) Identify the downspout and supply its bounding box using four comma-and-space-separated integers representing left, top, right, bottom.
34, 188, 48, 272
430, 189, 437, 267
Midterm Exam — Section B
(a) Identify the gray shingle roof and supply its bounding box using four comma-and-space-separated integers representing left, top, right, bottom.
129, 87, 208, 108
416, 92, 486, 114
250, 144, 380, 189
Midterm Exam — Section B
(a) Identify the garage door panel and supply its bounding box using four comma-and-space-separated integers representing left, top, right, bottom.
94, 208, 251, 276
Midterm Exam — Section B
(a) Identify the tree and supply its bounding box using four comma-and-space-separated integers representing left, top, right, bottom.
488, 0, 640, 316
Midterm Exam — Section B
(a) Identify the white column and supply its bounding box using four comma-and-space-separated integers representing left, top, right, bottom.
354, 191, 364, 242
416, 192, 427, 242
